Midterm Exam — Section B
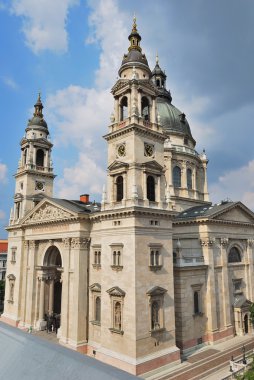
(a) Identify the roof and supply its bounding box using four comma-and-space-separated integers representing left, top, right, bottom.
51, 198, 101, 214
157, 97, 194, 141
175, 201, 254, 223
0, 322, 138, 380
0, 240, 7, 253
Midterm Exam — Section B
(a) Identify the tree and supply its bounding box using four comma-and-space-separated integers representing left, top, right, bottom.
249, 303, 254, 326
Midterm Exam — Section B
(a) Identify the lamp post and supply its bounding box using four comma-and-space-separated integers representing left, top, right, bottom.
229, 355, 234, 372
242, 345, 247, 365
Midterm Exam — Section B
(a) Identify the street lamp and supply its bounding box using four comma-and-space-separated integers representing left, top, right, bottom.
242, 345, 247, 365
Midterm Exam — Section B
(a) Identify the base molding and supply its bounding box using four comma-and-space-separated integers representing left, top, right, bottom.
86, 344, 180, 375
0, 314, 20, 327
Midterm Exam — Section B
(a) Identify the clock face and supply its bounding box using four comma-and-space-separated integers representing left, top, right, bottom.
144, 143, 154, 157
117, 144, 126, 157
35, 181, 44, 191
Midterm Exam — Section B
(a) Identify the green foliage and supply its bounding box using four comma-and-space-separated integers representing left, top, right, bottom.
237, 357, 254, 379
249, 303, 254, 325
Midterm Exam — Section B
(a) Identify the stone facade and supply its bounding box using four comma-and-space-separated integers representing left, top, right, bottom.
2, 18, 254, 376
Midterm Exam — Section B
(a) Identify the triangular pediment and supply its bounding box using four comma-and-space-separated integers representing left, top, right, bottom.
210, 202, 254, 224
107, 286, 125, 297
90, 283, 101, 292
142, 160, 164, 172
22, 199, 77, 225
147, 286, 167, 296
108, 160, 129, 171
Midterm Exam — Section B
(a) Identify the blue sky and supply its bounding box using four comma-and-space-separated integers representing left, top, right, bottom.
0, 0, 254, 237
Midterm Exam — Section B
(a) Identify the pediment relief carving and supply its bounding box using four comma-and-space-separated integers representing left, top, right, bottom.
24, 202, 74, 224
108, 160, 129, 172
142, 160, 164, 172
90, 283, 101, 292
147, 286, 167, 296
107, 286, 125, 297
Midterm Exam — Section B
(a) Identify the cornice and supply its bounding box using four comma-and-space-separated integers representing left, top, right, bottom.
103, 124, 166, 142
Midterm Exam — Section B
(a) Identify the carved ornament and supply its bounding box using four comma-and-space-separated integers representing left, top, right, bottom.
71, 237, 90, 249
200, 238, 215, 247
24, 204, 73, 224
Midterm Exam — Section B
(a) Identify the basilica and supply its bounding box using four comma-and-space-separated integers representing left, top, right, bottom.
2, 18, 254, 376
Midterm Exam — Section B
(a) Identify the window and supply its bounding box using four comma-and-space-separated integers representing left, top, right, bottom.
156, 79, 160, 87
149, 244, 162, 271
107, 286, 125, 334
173, 166, 181, 188
11, 247, 17, 263
23, 149, 27, 165
110, 244, 123, 271
151, 301, 160, 330
120, 96, 128, 121
228, 247, 241, 263
16, 202, 21, 219
141, 97, 150, 121
95, 296, 101, 323
147, 286, 167, 333
90, 283, 101, 325
192, 285, 202, 316
194, 291, 200, 314
187, 168, 192, 189
116, 175, 123, 202
7, 274, 16, 303
36, 149, 44, 167
147, 175, 155, 201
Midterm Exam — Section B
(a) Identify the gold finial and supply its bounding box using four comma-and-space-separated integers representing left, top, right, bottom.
156, 52, 159, 64
37, 91, 42, 103
132, 13, 137, 31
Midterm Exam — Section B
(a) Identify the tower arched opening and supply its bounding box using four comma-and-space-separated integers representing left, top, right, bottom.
36, 149, 44, 167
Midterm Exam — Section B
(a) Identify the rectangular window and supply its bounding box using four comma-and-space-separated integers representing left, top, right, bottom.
11, 247, 17, 263
149, 243, 162, 271
110, 244, 123, 271
233, 279, 242, 294
92, 245, 101, 269
192, 284, 203, 316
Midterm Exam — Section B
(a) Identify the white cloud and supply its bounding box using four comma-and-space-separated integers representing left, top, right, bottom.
0, 163, 7, 184
55, 153, 106, 199
209, 160, 254, 210
0, 210, 5, 220
2, 76, 18, 90
46, 85, 112, 149
86, 0, 129, 88
11, 0, 79, 53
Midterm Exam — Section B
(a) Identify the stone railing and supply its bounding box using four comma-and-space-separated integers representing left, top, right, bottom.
17, 164, 53, 173
174, 255, 205, 267
172, 145, 199, 157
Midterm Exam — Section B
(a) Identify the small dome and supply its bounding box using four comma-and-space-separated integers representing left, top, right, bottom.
119, 49, 150, 76
157, 97, 194, 142
28, 116, 48, 129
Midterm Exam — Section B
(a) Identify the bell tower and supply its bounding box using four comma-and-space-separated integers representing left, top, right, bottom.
102, 17, 170, 211
10, 94, 55, 224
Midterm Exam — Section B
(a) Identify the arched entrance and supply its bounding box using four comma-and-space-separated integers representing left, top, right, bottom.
244, 314, 248, 334
38, 245, 63, 331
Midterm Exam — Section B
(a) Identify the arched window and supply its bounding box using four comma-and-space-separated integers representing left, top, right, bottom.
95, 296, 101, 322
116, 175, 123, 201
141, 97, 150, 121
151, 301, 160, 330
156, 79, 160, 87
114, 302, 121, 330
147, 175, 155, 201
155, 251, 159, 266
113, 251, 117, 265
36, 149, 44, 167
120, 96, 128, 121
187, 168, 192, 189
98, 251, 101, 265
173, 166, 181, 188
194, 291, 199, 314
228, 247, 241, 263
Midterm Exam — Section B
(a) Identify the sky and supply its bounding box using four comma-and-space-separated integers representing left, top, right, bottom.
0, 0, 254, 238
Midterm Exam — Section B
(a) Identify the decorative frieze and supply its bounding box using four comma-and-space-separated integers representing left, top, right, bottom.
62, 238, 71, 248
220, 237, 229, 246
71, 237, 90, 249
247, 239, 254, 247
200, 238, 215, 247
24, 203, 73, 224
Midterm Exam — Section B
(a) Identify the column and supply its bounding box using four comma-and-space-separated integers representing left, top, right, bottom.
59, 238, 71, 343
45, 150, 49, 169
68, 238, 90, 349
25, 240, 37, 326
156, 175, 161, 204
247, 239, 254, 300
137, 91, 141, 116
181, 161, 188, 197
200, 238, 218, 336
38, 277, 45, 321
202, 163, 209, 201
48, 279, 54, 315
151, 97, 156, 124
220, 238, 232, 328
114, 97, 119, 122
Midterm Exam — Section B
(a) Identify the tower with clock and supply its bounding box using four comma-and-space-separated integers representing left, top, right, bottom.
11, 94, 55, 223
103, 18, 169, 211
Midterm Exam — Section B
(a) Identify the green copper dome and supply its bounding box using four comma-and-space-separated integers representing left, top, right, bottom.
157, 97, 194, 142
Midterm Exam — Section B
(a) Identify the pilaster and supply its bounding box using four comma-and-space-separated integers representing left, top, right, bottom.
220, 238, 232, 328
